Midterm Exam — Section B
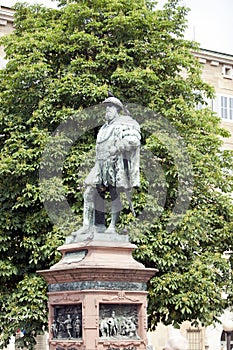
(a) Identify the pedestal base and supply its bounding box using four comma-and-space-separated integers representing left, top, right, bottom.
38, 239, 157, 350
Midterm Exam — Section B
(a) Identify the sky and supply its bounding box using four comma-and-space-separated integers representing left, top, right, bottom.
2, 0, 233, 55
182, 0, 233, 55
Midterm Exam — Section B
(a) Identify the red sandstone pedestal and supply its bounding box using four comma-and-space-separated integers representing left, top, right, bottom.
38, 236, 157, 350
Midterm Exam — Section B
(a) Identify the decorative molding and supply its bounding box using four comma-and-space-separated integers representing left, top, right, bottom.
143, 317, 147, 329
50, 340, 83, 348
199, 58, 206, 64
102, 291, 140, 302
48, 281, 147, 292
210, 60, 219, 66
101, 340, 145, 346
50, 293, 81, 303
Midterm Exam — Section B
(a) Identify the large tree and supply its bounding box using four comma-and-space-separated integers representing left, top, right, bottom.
0, 0, 232, 348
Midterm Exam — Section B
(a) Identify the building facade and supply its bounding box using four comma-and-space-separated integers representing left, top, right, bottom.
149, 48, 233, 350
0, 5, 14, 68
195, 48, 233, 150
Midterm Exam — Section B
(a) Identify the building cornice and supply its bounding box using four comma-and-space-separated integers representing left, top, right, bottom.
0, 5, 15, 26
194, 48, 233, 66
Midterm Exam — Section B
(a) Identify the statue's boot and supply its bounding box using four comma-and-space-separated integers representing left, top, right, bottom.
105, 190, 122, 234
75, 204, 94, 235
105, 211, 120, 234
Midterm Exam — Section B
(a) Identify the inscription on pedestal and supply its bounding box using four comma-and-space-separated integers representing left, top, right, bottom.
63, 250, 87, 264
52, 304, 82, 340
99, 304, 140, 340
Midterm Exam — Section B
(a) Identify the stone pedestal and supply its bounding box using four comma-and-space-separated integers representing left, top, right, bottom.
38, 235, 157, 350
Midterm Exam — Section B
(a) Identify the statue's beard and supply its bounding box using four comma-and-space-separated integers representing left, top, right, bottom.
105, 112, 117, 123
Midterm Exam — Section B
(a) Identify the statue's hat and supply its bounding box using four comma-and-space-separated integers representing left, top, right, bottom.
102, 96, 124, 111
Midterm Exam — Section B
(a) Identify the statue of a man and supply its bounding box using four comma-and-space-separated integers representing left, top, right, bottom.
77, 95, 141, 235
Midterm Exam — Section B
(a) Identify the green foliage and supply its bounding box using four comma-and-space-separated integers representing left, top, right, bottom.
0, 274, 48, 350
0, 0, 232, 348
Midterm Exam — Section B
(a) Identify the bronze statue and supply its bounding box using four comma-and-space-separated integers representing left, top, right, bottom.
71, 95, 140, 240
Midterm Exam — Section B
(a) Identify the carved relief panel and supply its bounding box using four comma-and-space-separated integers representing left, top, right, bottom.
51, 304, 82, 340
99, 304, 140, 340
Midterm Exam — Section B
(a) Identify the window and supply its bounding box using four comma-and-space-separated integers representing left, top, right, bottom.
220, 95, 233, 120
186, 328, 203, 350
222, 65, 233, 79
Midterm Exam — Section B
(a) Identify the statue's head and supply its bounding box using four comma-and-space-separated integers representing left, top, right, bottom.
103, 97, 124, 122
102, 96, 124, 112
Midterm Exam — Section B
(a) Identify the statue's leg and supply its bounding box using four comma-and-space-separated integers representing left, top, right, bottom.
94, 185, 106, 233
76, 186, 95, 234
105, 186, 122, 234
